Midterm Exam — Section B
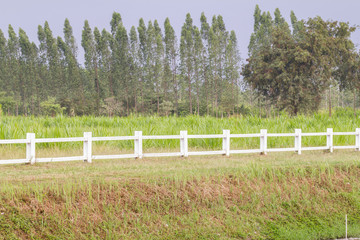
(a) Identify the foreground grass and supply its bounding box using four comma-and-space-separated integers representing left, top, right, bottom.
1, 151, 360, 239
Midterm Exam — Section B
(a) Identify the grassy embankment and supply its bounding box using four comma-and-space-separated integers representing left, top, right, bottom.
1, 111, 360, 239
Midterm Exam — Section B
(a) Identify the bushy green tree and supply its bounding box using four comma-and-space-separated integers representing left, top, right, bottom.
243, 6, 356, 115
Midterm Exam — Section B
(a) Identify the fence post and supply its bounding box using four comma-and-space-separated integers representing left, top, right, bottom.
260, 129, 267, 155
327, 128, 333, 153
180, 130, 188, 157
222, 130, 230, 157
356, 128, 360, 151
83, 132, 92, 163
134, 131, 143, 159
26, 133, 36, 164
295, 129, 302, 155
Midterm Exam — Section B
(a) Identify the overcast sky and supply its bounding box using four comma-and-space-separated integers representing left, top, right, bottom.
1, 0, 359, 63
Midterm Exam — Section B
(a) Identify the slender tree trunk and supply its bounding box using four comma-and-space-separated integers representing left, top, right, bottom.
250, 90, 253, 106
259, 97, 261, 118
172, 57, 178, 115
140, 76, 144, 113
215, 76, 218, 117
202, 59, 209, 116
232, 78, 235, 114
109, 74, 114, 96
188, 72, 192, 115
157, 89, 160, 115
354, 89, 356, 117
195, 69, 200, 115
134, 84, 137, 113
197, 85, 200, 116
94, 63, 100, 114
328, 86, 332, 117
126, 87, 129, 116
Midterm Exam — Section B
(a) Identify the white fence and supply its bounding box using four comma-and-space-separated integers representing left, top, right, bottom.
0, 128, 360, 165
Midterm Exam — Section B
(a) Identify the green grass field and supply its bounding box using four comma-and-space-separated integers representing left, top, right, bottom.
1, 110, 360, 155
1, 111, 360, 239
1, 152, 360, 239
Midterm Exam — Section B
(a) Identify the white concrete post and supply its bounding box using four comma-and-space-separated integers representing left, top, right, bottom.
26, 133, 36, 164
295, 129, 302, 155
180, 130, 188, 157
83, 132, 92, 163
134, 131, 143, 159
327, 128, 333, 153
356, 128, 360, 151
260, 129, 267, 155
222, 130, 230, 157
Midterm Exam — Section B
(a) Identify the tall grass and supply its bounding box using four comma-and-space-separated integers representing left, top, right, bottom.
1, 109, 359, 151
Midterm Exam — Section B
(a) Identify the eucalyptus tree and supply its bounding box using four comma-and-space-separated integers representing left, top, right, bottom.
208, 15, 229, 116
144, 20, 157, 113
110, 12, 122, 37
246, 6, 273, 115
164, 18, 178, 113
19, 28, 37, 115
56, 19, 84, 114
7, 25, 20, 115
99, 29, 113, 98
200, 13, 210, 114
224, 30, 241, 114
94, 27, 108, 100
153, 20, 164, 114
114, 23, 131, 114
193, 26, 203, 115
109, 12, 122, 98
137, 18, 147, 112
43, 22, 61, 99
129, 26, 140, 112
81, 20, 99, 112
64, 18, 77, 58
290, 11, 304, 40
180, 13, 195, 114
0, 30, 8, 95
56, 36, 69, 97
63, 19, 82, 95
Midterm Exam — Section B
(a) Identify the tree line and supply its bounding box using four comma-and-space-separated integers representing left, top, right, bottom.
0, 12, 241, 117
0, 7, 359, 117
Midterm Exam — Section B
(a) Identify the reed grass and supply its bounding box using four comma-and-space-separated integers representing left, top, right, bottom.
1, 109, 360, 153
2, 110, 360, 239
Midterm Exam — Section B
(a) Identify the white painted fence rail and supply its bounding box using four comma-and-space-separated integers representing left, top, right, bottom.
1, 128, 360, 165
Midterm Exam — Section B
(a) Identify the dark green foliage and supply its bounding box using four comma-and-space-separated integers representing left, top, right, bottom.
2, 9, 357, 117
0, 12, 241, 117
40, 97, 65, 116
244, 6, 357, 115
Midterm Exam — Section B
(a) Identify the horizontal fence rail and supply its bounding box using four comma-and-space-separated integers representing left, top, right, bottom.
0, 128, 360, 165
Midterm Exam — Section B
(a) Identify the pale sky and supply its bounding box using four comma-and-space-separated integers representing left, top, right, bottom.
1, 0, 359, 63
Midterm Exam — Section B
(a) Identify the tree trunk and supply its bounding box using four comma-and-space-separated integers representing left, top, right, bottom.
172, 56, 178, 115
157, 92, 160, 115
258, 97, 261, 118
188, 73, 192, 115
328, 86, 332, 117
134, 87, 137, 113
94, 63, 100, 114
354, 89, 356, 117
126, 87, 129, 116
